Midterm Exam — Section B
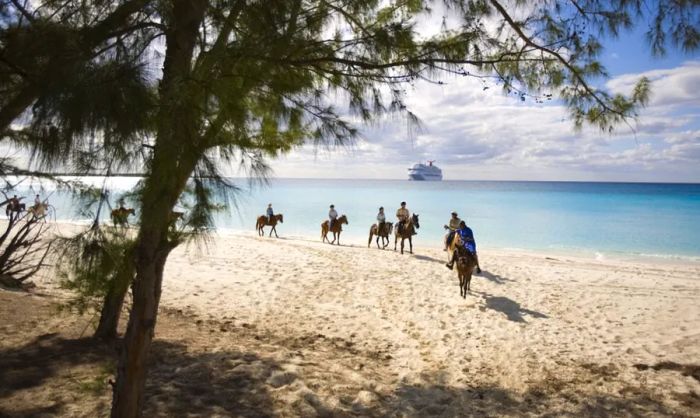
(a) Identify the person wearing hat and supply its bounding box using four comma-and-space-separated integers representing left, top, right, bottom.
395, 201, 410, 235
443, 211, 462, 250
266, 203, 274, 223
446, 220, 481, 274
376, 207, 386, 235
329, 204, 338, 230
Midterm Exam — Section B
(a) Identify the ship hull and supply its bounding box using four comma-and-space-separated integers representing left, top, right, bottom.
408, 172, 443, 181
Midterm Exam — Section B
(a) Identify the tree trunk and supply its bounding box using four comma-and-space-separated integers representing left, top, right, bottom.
94, 247, 136, 341
110, 1, 207, 416
94, 285, 126, 340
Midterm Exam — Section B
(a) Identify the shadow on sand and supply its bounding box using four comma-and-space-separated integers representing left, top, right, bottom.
478, 270, 514, 284
411, 253, 447, 264
1, 330, 695, 417
477, 293, 549, 323
0, 333, 279, 417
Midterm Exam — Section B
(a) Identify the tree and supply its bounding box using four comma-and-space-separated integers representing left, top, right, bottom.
1, 0, 158, 340
2, 0, 698, 416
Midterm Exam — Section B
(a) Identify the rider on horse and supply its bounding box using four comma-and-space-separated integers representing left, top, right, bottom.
266, 203, 274, 223
443, 211, 461, 250
329, 204, 338, 230
376, 207, 386, 234
396, 202, 414, 235
446, 220, 481, 274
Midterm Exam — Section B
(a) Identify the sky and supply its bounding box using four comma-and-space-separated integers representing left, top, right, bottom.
267, 19, 700, 183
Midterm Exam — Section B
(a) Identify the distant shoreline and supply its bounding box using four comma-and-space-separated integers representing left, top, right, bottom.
6, 174, 700, 185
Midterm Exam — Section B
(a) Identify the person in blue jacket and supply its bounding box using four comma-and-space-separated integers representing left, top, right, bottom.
446, 220, 481, 274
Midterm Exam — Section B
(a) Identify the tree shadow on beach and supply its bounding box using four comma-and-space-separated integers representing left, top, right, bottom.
0, 332, 281, 417
0, 333, 112, 398
477, 292, 548, 323
357, 377, 685, 417
1, 328, 694, 417
0, 333, 113, 417
143, 340, 281, 417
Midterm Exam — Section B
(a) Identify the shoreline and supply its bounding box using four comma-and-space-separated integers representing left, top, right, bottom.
41, 219, 700, 266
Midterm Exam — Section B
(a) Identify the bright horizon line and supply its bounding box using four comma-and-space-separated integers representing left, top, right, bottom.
44, 174, 700, 185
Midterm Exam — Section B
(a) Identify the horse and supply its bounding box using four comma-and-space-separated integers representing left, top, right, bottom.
111, 207, 135, 227
256, 213, 284, 237
368, 222, 393, 249
27, 203, 49, 219
447, 233, 478, 297
456, 247, 478, 298
394, 213, 419, 254
321, 215, 348, 245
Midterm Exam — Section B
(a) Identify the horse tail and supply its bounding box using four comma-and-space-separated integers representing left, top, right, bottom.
368, 226, 374, 247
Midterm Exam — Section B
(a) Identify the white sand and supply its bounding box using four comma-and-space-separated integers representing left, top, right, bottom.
137, 231, 700, 413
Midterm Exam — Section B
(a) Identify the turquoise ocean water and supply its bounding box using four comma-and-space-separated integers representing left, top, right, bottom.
14, 178, 700, 261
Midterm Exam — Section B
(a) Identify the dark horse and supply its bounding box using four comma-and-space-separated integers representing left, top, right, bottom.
256, 213, 284, 237
456, 246, 478, 298
368, 221, 393, 249
394, 213, 419, 254
110, 207, 135, 227
321, 215, 348, 245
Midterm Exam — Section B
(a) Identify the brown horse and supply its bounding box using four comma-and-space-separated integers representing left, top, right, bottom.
456, 248, 478, 298
394, 213, 419, 254
447, 233, 478, 297
321, 215, 348, 245
27, 203, 49, 219
110, 207, 135, 227
368, 222, 393, 249
256, 213, 284, 237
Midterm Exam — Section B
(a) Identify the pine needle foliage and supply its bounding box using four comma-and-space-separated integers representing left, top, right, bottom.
56, 224, 135, 317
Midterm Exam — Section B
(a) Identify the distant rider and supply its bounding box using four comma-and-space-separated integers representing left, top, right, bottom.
266, 203, 274, 223
329, 204, 338, 230
396, 201, 410, 234
376, 207, 386, 234
446, 220, 481, 274
443, 211, 461, 250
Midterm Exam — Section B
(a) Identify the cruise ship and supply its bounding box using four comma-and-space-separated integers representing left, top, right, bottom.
408, 161, 443, 181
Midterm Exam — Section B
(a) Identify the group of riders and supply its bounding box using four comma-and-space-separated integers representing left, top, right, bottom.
4, 194, 46, 219
264, 201, 481, 274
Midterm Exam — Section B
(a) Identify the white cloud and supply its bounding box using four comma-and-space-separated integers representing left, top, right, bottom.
607, 61, 700, 108
262, 61, 700, 182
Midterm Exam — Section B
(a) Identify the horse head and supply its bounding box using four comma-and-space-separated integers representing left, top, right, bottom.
339, 214, 348, 225
278, 214, 284, 223
412, 213, 420, 229
127, 208, 135, 215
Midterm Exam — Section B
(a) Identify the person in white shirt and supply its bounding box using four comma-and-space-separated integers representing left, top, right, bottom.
443, 211, 461, 250
328, 204, 338, 230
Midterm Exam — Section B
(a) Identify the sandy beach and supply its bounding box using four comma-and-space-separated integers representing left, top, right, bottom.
2, 230, 700, 416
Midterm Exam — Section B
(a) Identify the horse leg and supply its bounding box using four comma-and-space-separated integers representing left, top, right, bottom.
337, 232, 341, 245
400, 238, 404, 254
408, 237, 413, 254
459, 274, 464, 297
394, 235, 398, 251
